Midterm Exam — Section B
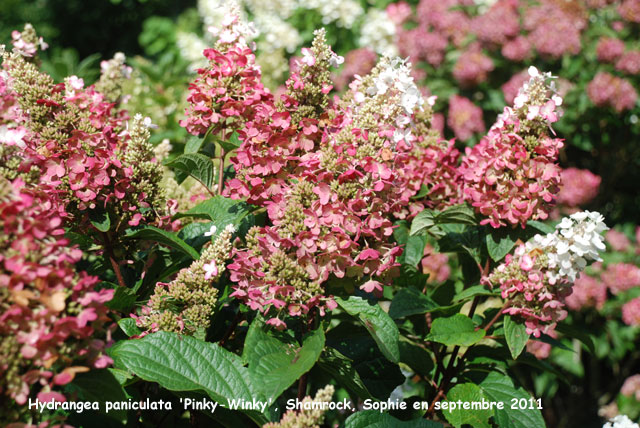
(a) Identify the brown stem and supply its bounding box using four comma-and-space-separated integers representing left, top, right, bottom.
297, 372, 308, 403
218, 311, 243, 346
426, 389, 445, 418
101, 232, 125, 287
217, 147, 225, 195
483, 299, 512, 332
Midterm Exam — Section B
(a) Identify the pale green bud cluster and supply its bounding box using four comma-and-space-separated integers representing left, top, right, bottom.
263, 385, 335, 428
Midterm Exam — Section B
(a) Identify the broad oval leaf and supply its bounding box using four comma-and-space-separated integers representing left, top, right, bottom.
479, 372, 545, 428
174, 196, 255, 237
109, 331, 268, 425
125, 226, 200, 259
389, 288, 439, 319
242, 318, 325, 402
426, 314, 485, 347
167, 153, 214, 189
335, 296, 400, 363
443, 383, 492, 428
504, 315, 529, 359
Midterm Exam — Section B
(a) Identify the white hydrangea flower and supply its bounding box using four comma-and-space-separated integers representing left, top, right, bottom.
224, 224, 237, 234
204, 224, 218, 237
526, 211, 608, 283
303, 0, 363, 28
176, 31, 209, 70
0, 126, 27, 149
359, 9, 397, 56
603, 415, 640, 428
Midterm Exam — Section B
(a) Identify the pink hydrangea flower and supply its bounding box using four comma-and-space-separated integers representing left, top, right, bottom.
565, 273, 607, 311
602, 263, 640, 294
622, 297, 640, 326
587, 72, 638, 112
447, 95, 485, 141
596, 37, 626, 63
605, 229, 632, 252
557, 167, 601, 207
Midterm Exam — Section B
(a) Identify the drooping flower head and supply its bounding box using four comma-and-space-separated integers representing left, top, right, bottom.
460, 67, 564, 228
487, 211, 608, 336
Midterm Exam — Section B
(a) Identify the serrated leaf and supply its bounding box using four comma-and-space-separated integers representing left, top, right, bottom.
443, 383, 492, 428
346, 410, 443, 428
426, 314, 485, 347
117, 318, 141, 337
318, 348, 372, 399
125, 226, 200, 260
184, 135, 205, 154
167, 153, 214, 189
486, 228, 520, 262
479, 372, 545, 428
437, 204, 477, 225
174, 196, 254, 237
218, 131, 242, 153
410, 209, 437, 236
109, 332, 268, 425
504, 315, 529, 359
243, 319, 324, 402
89, 208, 110, 232
335, 297, 400, 363
389, 288, 439, 319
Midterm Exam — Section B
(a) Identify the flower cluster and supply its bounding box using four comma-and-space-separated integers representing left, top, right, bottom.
557, 167, 602, 208
0, 177, 113, 413
587, 72, 638, 112
487, 211, 608, 336
1, 32, 165, 232
452, 44, 494, 87
135, 224, 236, 336
177, 14, 453, 326
603, 414, 640, 428
180, 11, 270, 137
459, 67, 564, 228
263, 385, 334, 428
447, 94, 485, 141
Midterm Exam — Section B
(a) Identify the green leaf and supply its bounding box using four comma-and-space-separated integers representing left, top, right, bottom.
65, 369, 128, 422
335, 296, 400, 363
437, 204, 477, 225
318, 348, 372, 399
426, 314, 485, 347
389, 288, 439, 319
437, 226, 484, 264
410, 184, 429, 200
166, 153, 214, 189
398, 340, 434, 376
486, 228, 519, 262
479, 372, 545, 428
125, 226, 200, 259
218, 131, 242, 153
106, 286, 136, 313
527, 220, 554, 234
243, 319, 325, 402
326, 324, 404, 400
174, 196, 254, 237
410, 204, 477, 236
89, 208, 111, 232
184, 135, 205, 154
555, 323, 595, 355
402, 235, 427, 267
504, 315, 529, 359
410, 209, 437, 236
443, 383, 492, 428
109, 331, 268, 425
454, 285, 499, 302
117, 318, 141, 337
346, 411, 443, 428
